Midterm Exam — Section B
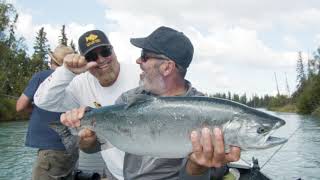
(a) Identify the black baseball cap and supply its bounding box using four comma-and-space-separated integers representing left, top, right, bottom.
78, 30, 111, 55
130, 26, 194, 69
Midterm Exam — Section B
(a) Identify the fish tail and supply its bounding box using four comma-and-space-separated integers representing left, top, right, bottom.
49, 121, 67, 134
49, 122, 80, 154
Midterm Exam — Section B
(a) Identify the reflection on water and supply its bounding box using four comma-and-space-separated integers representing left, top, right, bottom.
0, 111, 319, 179
0, 121, 36, 180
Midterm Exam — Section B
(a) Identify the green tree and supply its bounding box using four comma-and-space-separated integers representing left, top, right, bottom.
227, 91, 231, 100
267, 95, 290, 110
31, 27, 49, 73
307, 58, 316, 78
294, 51, 306, 98
247, 94, 261, 107
0, 2, 15, 33
296, 75, 320, 114
239, 93, 247, 104
0, 1, 30, 121
313, 47, 320, 75
59, 24, 68, 46
69, 39, 77, 52
295, 47, 320, 114
232, 94, 240, 102
5, 13, 17, 48
0, 1, 28, 96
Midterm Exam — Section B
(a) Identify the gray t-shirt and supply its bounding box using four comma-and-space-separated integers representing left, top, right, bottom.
115, 82, 216, 180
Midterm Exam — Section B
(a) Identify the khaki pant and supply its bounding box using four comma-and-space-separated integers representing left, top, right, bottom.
32, 149, 78, 180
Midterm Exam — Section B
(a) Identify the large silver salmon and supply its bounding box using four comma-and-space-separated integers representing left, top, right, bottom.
52, 95, 287, 158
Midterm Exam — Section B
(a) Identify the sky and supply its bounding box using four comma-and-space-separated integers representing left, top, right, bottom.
9, 0, 320, 97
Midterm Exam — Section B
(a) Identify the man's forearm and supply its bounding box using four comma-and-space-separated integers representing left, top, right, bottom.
34, 66, 78, 112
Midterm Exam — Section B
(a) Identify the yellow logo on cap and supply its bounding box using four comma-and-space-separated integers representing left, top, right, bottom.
85, 34, 101, 47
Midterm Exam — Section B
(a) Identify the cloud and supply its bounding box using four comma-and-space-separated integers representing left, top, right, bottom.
6, 0, 16, 4
101, 0, 320, 31
187, 61, 231, 93
14, 0, 319, 95
16, 12, 34, 41
15, 11, 96, 53
190, 27, 297, 68
281, 8, 320, 29
283, 35, 300, 50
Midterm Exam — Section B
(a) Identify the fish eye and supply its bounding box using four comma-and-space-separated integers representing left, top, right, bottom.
257, 127, 266, 134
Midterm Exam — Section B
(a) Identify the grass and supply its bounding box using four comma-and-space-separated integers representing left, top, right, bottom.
268, 104, 298, 113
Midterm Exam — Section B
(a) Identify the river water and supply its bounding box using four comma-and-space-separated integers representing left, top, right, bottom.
0, 111, 319, 180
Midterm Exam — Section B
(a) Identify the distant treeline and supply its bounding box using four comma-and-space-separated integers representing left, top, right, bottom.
207, 92, 288, 109
208, 50, 320, 118
0, 1, 76, 121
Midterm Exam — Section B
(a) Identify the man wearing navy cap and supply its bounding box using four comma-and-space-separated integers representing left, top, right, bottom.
60, 26, 241, 179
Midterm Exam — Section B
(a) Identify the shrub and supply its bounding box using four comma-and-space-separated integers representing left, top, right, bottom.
0, 98, 29, 121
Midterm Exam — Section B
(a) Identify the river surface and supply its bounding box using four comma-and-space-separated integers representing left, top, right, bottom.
0, 111, 319, 180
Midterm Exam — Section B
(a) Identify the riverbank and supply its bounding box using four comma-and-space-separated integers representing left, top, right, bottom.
268, 103, 320, 119
0, 98, 29, 122
312, 107, 320, 118
268, 104, 298, 113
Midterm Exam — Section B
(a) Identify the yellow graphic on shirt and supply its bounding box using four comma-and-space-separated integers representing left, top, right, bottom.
93, 101, 102, 108
85, 34, 101, 47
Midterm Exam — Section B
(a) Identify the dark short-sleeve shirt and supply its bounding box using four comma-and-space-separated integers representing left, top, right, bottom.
24, 70, 65, 150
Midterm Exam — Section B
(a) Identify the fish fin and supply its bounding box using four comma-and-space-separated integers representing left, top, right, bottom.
49, 121, 72, 135
125, 94, 156, 109
63, 135, 80, 154
49, 122, 79, 154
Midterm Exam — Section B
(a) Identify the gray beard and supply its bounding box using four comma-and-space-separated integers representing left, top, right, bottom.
140, 75, 166, 94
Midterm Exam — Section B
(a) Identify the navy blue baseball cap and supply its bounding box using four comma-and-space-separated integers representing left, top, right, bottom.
78, 30, 111, 55
130, 26, 194, 69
